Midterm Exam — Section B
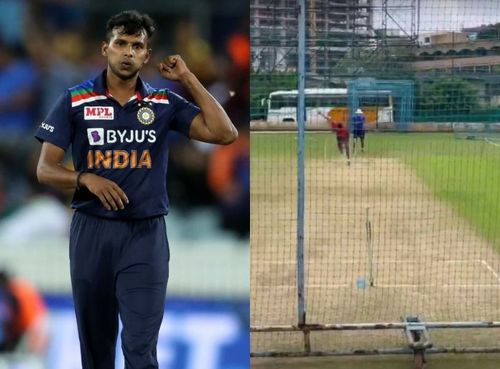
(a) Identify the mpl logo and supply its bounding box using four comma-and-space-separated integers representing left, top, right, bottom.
87, 128, 104, 145
84, 106, 114, 120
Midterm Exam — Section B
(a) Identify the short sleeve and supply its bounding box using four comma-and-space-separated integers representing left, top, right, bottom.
34, 91, 72, 150
168, 91, 201, 137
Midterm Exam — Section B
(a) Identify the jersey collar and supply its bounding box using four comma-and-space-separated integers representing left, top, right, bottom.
94, 69, 152, 100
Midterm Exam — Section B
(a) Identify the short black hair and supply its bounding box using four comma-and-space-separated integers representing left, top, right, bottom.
106, 10, 156, 43
0, 270, 10, 287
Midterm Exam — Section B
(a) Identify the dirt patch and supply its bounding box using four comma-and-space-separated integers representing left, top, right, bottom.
251, 156, 500, 353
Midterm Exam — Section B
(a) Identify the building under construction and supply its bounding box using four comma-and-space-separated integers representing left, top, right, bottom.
250, 0, 419, 83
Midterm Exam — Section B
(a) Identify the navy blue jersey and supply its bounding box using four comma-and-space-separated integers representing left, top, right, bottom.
35, 70, 200, 219
352, 114, 365, 131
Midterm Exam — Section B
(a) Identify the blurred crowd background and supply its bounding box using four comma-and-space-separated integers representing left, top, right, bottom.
0, 1, 249, 368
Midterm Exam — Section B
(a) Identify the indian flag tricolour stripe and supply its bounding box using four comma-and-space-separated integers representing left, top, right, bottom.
72, 95, 108, 107
143, 97, 169, 104
144, 91, 169, 104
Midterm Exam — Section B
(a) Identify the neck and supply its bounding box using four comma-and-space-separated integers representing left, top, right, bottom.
106, 69, 137, 96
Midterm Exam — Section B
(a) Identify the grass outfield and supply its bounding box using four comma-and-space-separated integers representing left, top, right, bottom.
251, 132, 500, 249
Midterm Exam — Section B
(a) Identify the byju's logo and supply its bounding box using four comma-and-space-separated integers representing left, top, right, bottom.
87, 128, 104, 145
86, 129, 156, 146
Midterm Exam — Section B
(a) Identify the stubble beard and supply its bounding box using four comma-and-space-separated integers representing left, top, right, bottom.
109, 62, 141, 81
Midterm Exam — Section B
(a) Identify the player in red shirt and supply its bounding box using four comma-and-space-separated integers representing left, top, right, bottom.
319, 112, 350, 164
332, 122, 350, 163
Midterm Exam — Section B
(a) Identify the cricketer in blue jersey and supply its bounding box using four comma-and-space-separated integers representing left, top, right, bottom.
34, 10, 238, 369
352, 108, 366, 153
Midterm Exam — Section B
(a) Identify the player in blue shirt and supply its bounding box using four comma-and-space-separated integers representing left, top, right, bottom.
34, 10, 238, 369
352, 108, 366, 153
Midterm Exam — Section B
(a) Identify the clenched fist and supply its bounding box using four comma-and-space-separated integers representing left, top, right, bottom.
158, 55, 191, 81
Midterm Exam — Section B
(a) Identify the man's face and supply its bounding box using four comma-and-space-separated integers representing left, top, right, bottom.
102, 27, 151, 80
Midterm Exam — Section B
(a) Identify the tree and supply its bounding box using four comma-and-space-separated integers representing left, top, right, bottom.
416, 77, 479, 120
250, 72, 298, 120
329, 44, 416, 81
476, 23, 500, 41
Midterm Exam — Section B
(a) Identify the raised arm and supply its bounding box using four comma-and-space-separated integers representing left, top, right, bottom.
158, 55, 238, 145
37, 142, 129, 211
318, 111, 328, 120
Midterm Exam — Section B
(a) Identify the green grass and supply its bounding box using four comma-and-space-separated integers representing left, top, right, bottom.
251, 132, 500, 249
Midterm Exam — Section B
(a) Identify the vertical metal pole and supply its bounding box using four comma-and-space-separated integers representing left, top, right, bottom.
297, 0, 306, 328
366, 207, 374, 286
416, 0, 420, 41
